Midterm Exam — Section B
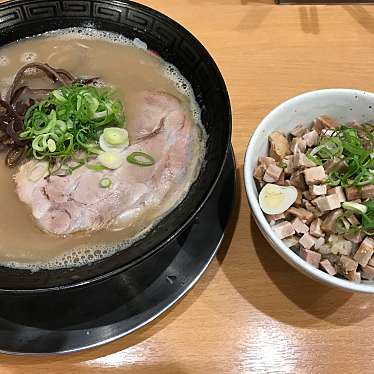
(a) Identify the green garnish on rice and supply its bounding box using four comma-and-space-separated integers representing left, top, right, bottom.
307, 124, 374, 187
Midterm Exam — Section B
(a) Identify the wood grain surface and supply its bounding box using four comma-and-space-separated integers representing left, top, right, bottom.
1, 0, 374, 372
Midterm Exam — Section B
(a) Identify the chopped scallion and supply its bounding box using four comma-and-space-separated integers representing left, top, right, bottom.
20, 84, 125, 172
126, 151, 155, 167
99, 177, 112, 188
85, 164, 108, 172
98, 151, 123, 169
309, 125, 374, 187
342, 202, 368, 215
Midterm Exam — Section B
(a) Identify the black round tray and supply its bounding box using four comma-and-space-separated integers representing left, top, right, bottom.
0, 147, 236, 355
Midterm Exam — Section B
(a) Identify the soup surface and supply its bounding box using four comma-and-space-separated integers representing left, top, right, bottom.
0, 28, 204, 270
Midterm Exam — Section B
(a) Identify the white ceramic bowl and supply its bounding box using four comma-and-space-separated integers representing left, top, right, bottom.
244, 89, 374, 293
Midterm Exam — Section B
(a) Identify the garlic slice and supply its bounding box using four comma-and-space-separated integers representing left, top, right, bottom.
259, 183, 298, 215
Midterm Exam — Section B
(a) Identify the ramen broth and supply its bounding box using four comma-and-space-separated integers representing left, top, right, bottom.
0, 29, 204, 270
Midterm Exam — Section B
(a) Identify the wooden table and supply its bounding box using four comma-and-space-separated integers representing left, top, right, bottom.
2, 0, 374, 372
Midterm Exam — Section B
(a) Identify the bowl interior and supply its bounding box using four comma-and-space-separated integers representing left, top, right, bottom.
245, 89, 374, 293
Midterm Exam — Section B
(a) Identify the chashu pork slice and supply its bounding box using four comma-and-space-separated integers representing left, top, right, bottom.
15, 91, 195, 235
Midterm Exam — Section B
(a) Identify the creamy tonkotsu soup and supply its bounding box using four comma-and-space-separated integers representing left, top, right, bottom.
0, 28, 205, 270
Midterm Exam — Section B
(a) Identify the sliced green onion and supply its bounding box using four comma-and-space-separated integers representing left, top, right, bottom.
56, 120, 67, 133
93, 111, 108, 119
86, 145, 103, 155
342, 202, 368, 215
99, 177, 112, 188
306, 151, 323, 166
47, 139, 56, 152
99, 128, 129, 153
85, 164, 108, 172
66, 119, 74, 129
309, 125, 374, 188
127, 151, 155, 167
362, 199, 374, 233
21, 83, 125, 171
337, 199, 374, 235
52, 90, 66, 102
103, 127, 129, 146
32, 135, 45, 152
98, 151, 123, 169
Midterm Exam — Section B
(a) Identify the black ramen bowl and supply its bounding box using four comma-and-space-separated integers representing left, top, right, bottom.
0, 0, 231, 293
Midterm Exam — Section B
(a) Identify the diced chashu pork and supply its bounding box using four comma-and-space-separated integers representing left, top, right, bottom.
291, 217, 309, 234
294, 190, 303, 207
304, 166, 326, 185
314, 237, 325, 249
254, 167, 264, 181
345, 186, 361, 201
327, 186, 346, 203
353, 237, 374, 267
321, 209, 343, 233
290, 138, 306, 154
290, 171, 306, 190
369, 257, 374, 267
261, 157, 276, 168
283, 155, 294, 175
320, 259, 337, 275
347, 270, 361, 283
346, 120, 362, 130
319, 244, 333, 255
346, 214, 360, 226
363, 185, 374, 199
309, 184, 327, 196
310, 218, 324, 237
362, 265, 374, 280
282, 235, 299, 248
339, 217, 351, 231
345, 185, 374, 201
287, 207, 314, 223
299, 233, 316, 249
302, 130, 319, 147
314, 115, 340, 130
303, 200, 323, 217
268, 132, 291, 161
338, 255, 358, 276
263, 164, 282, 183
302, 190, 313, 201
299, 247, 321, 267
344, 231, 365, 244
290, 124, 308, 137
313, 193, 341, 212
345, 185, 374, 200
253, 165, 264, 181
15, 91, 194, 235
254, 157, 276, 181
324, 159, 347, 174
266, 212, 286, 223
272, 221, 295, 239
293, 152, 315, 169
277, 171, 286, 186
